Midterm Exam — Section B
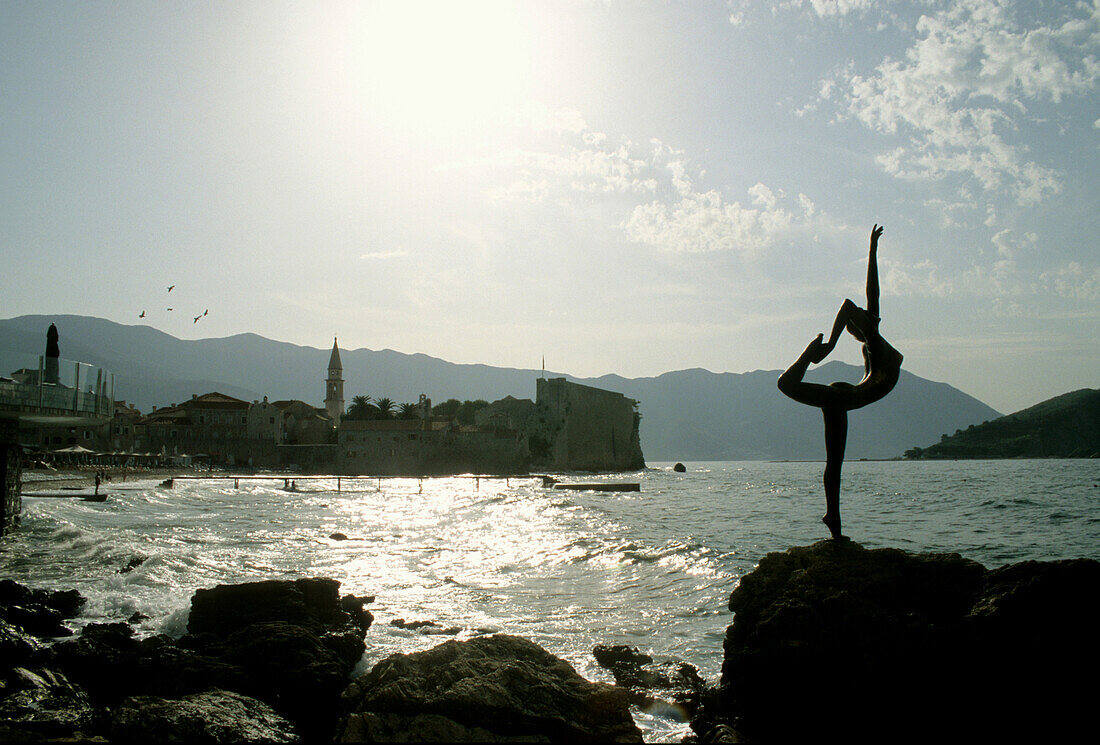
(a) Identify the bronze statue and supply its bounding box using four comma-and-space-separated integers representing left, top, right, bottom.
777, 225, 902, 539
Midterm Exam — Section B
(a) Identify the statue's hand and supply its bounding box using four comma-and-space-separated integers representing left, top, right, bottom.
806, 333, 828, 364
871, 224, 884, 245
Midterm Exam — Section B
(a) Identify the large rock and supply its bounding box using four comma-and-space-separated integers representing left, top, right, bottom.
187, 577, 365, 638
182, 578, 372, 742
339, 634, 643, 742
0, 580, 85, 639
697, 540, 1100, 743
109, 689, 298, 743
0, 665, 98, 740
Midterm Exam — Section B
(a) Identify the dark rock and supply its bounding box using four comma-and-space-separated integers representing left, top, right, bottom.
389, 618, 439, 630
338, 634, 642, 742
187, 577, 352, 638
217, 620, 359, 741
52, 623, 252, 707
128, 611, 150, 625
673, 463, 686, 472
329, 532, 349, 541
592, 644, 706, 718
339, 594, 374, 634
0, 665, 99, 740
109, 689, 298, 743
700, 540, 1100, 744
593, 644, 652, 668
0, 580, 86, 619
1, 619, 49, 672
120, 555, 147, 574
1, 604, 72, 638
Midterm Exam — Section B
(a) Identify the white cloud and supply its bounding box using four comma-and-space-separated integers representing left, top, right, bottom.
622, 185, 813, 255
834, 0, 1100, 206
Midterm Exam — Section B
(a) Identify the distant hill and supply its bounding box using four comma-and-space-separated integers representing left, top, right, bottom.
908, 388, 1100, 459
1, 314, 1002, 461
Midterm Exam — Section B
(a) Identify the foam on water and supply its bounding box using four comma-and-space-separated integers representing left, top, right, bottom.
4, 462, 1099, 742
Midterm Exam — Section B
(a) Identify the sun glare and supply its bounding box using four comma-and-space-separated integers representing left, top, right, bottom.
351, 1, 535, 132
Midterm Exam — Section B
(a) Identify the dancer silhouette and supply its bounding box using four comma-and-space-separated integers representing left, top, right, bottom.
777, 225, 903, 539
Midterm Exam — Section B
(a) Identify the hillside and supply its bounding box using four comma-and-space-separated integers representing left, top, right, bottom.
908, 388, 1100, 459
1, 314, 1002, 461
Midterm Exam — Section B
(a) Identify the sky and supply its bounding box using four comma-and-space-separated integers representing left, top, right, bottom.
2, 0, 1097, 415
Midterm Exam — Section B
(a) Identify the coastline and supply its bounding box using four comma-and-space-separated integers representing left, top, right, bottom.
20, 467, 189, 492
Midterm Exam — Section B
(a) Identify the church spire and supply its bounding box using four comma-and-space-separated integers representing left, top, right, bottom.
324, 337, 345, 423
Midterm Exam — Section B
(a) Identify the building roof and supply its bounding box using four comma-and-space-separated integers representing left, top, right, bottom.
328, 337, 342, 371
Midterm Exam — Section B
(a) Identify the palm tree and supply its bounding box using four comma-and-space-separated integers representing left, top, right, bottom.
398, 402, 419, 420
374, 396, 395, 420
346, 395, 372, 420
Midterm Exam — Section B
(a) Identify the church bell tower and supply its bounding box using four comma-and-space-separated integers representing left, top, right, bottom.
324, 337, 344, 423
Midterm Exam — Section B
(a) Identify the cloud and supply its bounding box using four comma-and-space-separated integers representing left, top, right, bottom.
622, 183, 817, 255
832, 0, 1100, 205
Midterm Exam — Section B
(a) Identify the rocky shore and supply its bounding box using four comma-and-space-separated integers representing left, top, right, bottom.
3, 542, 1096, 743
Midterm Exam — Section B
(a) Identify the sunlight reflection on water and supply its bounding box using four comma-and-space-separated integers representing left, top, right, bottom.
4, 461, 1099, 742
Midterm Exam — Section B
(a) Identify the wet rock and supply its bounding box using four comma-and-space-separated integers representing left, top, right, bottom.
592, 644, 706, 718
0, 665, 98, 740
109, 689, 298, 743
699, 540, 1100, 744
187, 577, 356, 638
340, 594, 374, 634
329, 532, 349, 541
673, 463, 686, 473
338, 634, 643, 742
52, 623, 252, 707
120, 555, 147, 574
0, 619, 48, 669
0, 580, 85, 619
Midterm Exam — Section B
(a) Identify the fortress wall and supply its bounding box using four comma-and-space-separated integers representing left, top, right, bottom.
536, 378, 644, 471
1, 420, 21, 536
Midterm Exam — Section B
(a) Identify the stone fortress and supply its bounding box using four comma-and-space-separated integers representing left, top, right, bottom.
8, 330, 644, 476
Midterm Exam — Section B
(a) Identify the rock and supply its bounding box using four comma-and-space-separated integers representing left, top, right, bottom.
0, 665, 98, 740
1, 604, 72, 638
592, 644, 706, 718
214, 620, 360, 741
340, 594, 374, 634
699, 540, 1100, 744
329, 532, 349, 541
673, 463, 686, 472
120, 555, 147, 574
338, 634, 642, 742
0, 580, 86, 619
52, 623, 253, 707
593, 644, 652, 668
187, 577, 355, 638
0, 618, 48, 669
109, 689, 298, 743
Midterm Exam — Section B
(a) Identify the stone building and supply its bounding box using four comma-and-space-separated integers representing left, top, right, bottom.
134, 392, 267, 466
529, 378, 644, 472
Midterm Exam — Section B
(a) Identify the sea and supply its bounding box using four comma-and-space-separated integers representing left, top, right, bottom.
4, 460, 1099, 742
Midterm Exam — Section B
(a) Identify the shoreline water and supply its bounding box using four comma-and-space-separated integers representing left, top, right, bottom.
5, 460, 1098, 742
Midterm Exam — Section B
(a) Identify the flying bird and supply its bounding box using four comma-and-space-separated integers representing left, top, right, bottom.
166, 308, 173, 311
203, 309, 208, 316
193, 314, 202, 323
138, 310, 145, 318
167, 285, 175, 292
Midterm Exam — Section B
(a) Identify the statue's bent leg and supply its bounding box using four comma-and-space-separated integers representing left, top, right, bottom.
821, 407, 847, 539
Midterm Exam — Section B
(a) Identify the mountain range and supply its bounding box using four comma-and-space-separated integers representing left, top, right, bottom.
0, 314, 1002, 461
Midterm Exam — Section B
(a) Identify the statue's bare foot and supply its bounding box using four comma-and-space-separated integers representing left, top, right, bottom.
822, 512, 843, 540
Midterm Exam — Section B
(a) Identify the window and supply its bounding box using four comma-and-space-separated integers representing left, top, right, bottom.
241, 416, 247, 425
